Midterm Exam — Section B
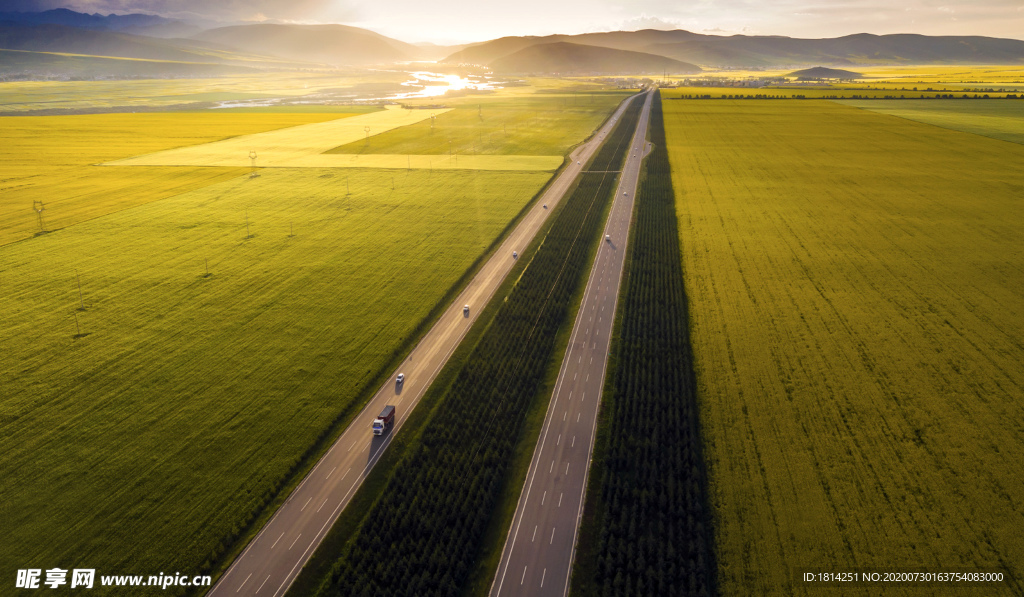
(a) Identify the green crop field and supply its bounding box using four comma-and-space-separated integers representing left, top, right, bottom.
326, 92, 629, 158
662, 96, 1024, 595
840, 99, 1024, 145
0, 71, 413, 113
0, 166, 550, 588
0, 111, 364, 246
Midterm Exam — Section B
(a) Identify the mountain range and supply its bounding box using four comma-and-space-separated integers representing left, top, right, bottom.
0, 7, 200, 37
2, 8, 1024, 79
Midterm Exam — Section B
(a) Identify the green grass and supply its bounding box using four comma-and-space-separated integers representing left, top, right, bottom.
839, 99, 1024, 145
663, 96, 1024, 595
325, 93, 629, 157
0, 166, 550, 592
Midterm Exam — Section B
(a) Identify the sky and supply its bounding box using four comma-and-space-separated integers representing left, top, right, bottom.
6, 0, 1024, 43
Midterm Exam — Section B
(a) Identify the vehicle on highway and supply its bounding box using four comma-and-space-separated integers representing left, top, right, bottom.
396, 373, 405, 384
513, 251, 518, 259
463, 305, 470, 315
606, 234, 611, 242
623, 191, 628, 195
543, 204, 547, 209
372, 405, 396, 436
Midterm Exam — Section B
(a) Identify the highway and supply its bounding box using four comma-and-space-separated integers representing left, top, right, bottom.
206, 93, 642, 597
489, 88, 655, 597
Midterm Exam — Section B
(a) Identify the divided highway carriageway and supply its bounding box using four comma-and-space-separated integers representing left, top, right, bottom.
490, 88, 655, 597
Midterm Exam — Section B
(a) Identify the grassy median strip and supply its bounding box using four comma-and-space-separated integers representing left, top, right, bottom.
570, 91, 716, 597
309, 96, 642, 597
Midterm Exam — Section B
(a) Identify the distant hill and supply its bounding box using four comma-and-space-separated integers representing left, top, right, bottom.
0, 23, 223, 63
0, 22, 324, 79
0, 47, 260, 80
445, 30, 706, 65
191, 24, 457, 66
446, 30, 1024, 68
490, 42, 700, 75
789, 66, 862, 80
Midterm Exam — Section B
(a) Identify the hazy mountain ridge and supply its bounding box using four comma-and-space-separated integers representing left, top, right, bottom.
0, 22, 225, 63
446, 29, 1024, 68
191, 23, 415, 66
490, 42, 701, 75
0, 21, 331, 79
648, 33, 1024, 67
190, 23, 464, 65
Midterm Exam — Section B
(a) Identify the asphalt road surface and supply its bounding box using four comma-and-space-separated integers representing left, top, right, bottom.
206, 93, 642, 597
489, 88, 655, 597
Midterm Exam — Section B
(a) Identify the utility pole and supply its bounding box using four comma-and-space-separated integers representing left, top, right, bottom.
76, 270, 85, 310
33, 200, 46, 232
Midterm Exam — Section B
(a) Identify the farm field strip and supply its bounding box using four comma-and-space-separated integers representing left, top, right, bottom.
838, 99, 1024, 145
105, 105, 452, 167
116, 153, 563, 172
663, 97, 1024, 595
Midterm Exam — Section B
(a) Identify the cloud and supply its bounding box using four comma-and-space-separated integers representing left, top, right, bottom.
619, 13, 683, 31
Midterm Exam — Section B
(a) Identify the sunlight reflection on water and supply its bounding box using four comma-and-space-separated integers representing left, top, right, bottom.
370, 70, 500, 100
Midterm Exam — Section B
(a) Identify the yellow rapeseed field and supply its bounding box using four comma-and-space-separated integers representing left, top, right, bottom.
108, 105, 451, 167
0, 111, 359, 246
106, 106, 563, 171
663, 96, 1024, 595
